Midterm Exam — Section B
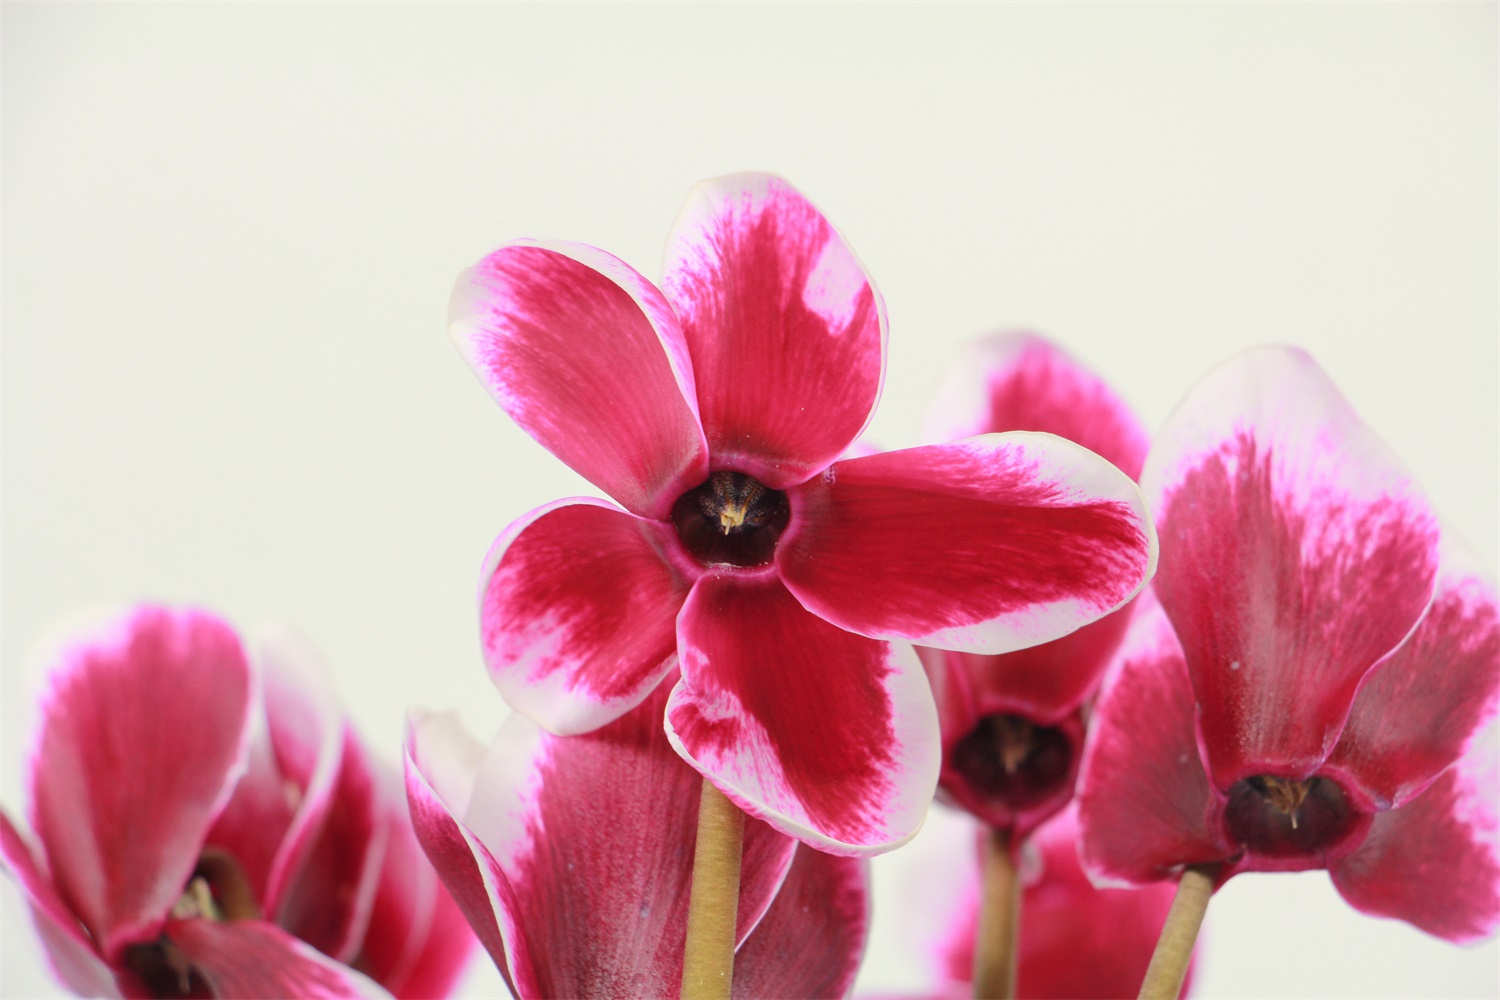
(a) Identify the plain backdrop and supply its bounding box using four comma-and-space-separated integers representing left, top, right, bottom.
3, 3, 1496, 997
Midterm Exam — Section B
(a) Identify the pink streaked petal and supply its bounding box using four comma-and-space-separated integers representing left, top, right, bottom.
1327, 551, 1500, 809
274, 726, 389, 964
927, 332, 1149, 480
162, 918, 388, 999
1076, 598, 1231, 887
2, 812, 120, 996
661, 172, 885, 487
480, 497, 688, 736
404, 712, 520, 994
666, 573, 940, 855
27, 607, 255, 960
450, 239, 708, 518
732, 848, 870, 999
1329, 734, 1499, 943
204, 629, 346, 915
459, 680, 798, 998
779, 436, 1156, 655
1143, 346, 1440, 788
391, 866, 477, 1000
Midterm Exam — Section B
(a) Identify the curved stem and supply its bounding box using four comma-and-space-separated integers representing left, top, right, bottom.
1138, 866, 1215, 1000
971, 827, 1020, 999
680, 779, 745, 1000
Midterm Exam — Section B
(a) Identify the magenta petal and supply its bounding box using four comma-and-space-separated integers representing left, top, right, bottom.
404, 714, 519, 993
1145, 346, 1440, 787
1, 812, 120, 997
666, 573, 940, 854
1329, 737, 1500, 943
389, 861, 477, 1000
1326, 553, 1500, 808
453, 681, 798, 998
450, 239, 709, 518
27, 607, 254, 959
480, 497, 688, 735
1076, 598, 1230, 886
779, 437, 1155, 654
732, 847, 870, 999
204, 630, 346, 915
661, 173, 885, 487
163, 918, 387, 998
274, 726, 388, 964
927, 331, 1149, 480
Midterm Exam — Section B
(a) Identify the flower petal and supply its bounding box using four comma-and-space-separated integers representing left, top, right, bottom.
1329, 734, 1500, 943
480, 498, 688, 735
161, 918, 387, 998
926, 331, 1149, 480
661, 173, 885, 487
1143, 346, 1440, 787
1325, 551, 1500, 809
203, 629, 346, 915
450, 239, 709, 518
351, 764, 475, 999
404, 712, 519, 993
732, 847, 870, 1000
455, 680, 798, 998
274, 726, 389, 964
1076, 597, 1230, 887
666, 573, 940, 855
26, 607, 255, 959
779, 436, 1156, 654
1, 812, 121, 997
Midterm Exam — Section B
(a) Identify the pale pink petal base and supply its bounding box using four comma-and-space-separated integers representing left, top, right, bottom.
450, 239, 708, 519
1330, 736, 1500, 944
666, 573, 940, 855
1144, 346, 1440, 787
164, 918, 388, 998
26, 607, 255, 959
480, 498, 687, 736
661, 172, 886, 487
780, 436, 1155, 654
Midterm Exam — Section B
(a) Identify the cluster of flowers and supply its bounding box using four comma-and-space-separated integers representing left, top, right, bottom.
3, 173, 1495, 999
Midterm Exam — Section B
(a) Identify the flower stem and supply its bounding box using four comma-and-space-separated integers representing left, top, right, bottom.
680, 778, 745, 1000
971, 827, 1020, 999
1137, 866, 1215, 1000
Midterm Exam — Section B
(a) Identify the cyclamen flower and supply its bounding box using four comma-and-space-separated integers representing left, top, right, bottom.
0, 607, 475, 997
1077, 346, 1500, 942
930, 810, 1193, 999
917, 333, 1149, 840
451, 173, 1157, 853
404, 677, 870, 999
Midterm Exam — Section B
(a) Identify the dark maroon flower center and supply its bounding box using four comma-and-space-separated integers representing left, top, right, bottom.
671, 470, 790, 567
121, 850, 258, 998
949, 713, 1073, 811
1224, 774, 1360, 857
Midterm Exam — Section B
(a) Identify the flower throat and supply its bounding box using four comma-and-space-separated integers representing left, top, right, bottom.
671, 470, 790, 567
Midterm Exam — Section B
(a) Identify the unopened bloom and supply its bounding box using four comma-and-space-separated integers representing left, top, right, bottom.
918, 334, 1149, 840
0, 607, 474, 997
1077, 346, 1500, 941
451, 173, 1157, 854
404, 678, 870, 999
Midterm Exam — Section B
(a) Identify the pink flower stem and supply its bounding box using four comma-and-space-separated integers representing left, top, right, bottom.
1138, 866, 1216, 1000
680, 778, 745, 1000
972, 827, 1020, 999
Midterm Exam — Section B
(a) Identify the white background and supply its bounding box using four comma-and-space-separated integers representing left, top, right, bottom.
3, 3, 1496, 997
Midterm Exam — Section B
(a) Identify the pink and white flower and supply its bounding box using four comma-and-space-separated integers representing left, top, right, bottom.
1076, 346, 1500, 942
917, 333, 1150, 840
0, 607, 475, 997
451, 174, 1158, 854
404, 677, 870, 999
